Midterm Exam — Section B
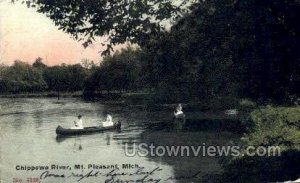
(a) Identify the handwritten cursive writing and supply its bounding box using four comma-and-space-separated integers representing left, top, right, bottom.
40, 171, 65, 179
165, 171, 201, 181
39, 167, 201, 182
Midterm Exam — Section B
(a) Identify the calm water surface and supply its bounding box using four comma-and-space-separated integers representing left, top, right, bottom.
0, 98, 238, 183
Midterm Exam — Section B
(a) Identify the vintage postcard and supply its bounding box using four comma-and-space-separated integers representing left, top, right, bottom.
0, 0, 300, 182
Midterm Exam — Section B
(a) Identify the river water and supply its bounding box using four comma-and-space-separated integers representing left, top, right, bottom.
0, 98, 239, 183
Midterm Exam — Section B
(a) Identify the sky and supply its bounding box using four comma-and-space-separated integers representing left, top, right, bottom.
0, 0, 114, 66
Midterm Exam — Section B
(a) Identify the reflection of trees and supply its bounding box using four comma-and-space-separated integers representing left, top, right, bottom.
136, 130, 300, 183
117, 129, 238, 183
141, 131, 238, 183
222, 150, 300, 182
33, 110, 44, 129
148, 118, 246, 134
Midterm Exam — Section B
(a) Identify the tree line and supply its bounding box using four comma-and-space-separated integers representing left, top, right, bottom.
0, 58, 88, 94
0, 48, 143, 96
2, 0, 300, 104
85, 0, 300, 103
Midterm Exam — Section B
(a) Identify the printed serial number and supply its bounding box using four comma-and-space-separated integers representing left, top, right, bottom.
13, 178, 41, 183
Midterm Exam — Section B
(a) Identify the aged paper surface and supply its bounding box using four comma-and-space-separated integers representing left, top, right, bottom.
1, 0, 300, 183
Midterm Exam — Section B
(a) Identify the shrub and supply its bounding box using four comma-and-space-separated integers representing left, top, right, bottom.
238, 99, 257, 112
221, 106, 300, 182
243, 106, 300, 151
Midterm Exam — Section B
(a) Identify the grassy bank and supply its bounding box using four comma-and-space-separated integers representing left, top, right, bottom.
244, 106, 300, 150
221, 106, 300, 182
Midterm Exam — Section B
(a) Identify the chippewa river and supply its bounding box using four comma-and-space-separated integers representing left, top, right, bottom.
0, 98, 239, 183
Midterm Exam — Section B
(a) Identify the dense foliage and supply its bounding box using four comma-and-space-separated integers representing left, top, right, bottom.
0, 59, 89, 94
84, 47, 142, 96
222, 106, 300, 182
140, 0, 300, 102
13, 0, 299, 103
43, 64, 87, 92
18, 0, 196, 55
244, 106, 300, 151
0, 60, 47, 93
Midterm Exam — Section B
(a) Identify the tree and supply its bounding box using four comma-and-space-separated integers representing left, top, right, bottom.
80, 59, 97, 70
84, 46, 142, 96
14, 0, 300, 102
32, 57, 47, 69
141, 0, 240, 101
17, 0, 198, 55
230, 0, 300, 100
43, 64, 88, 93
141, 0, 300, 101
0, 60, 47, 93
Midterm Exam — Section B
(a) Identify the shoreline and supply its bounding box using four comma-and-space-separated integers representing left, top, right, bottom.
0, 91, 83, 98
0, 92, 254, 113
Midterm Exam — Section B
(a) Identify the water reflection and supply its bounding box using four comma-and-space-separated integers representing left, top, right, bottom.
0, 98, 239, 183
140, 130, 235, 182
56, 133, 113, 147
113, 127, 239, 182
74, 137, 83, 151
105, 133, 111, 145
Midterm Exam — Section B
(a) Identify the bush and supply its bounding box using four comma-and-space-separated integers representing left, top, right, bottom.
243, 106, 300, 151
238, 99, 257, 112
221, 106, 300, 182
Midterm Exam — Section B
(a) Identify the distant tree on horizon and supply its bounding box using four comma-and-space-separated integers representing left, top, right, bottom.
32, 57, 47, 69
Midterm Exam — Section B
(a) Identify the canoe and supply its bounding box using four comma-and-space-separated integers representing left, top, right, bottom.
56, 122, 121, 136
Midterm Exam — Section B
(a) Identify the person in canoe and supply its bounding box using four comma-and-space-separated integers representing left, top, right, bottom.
174, 104, 184, 117
102, 113, 114, 127
173, 104, 186, 130
71, 115, 84, 129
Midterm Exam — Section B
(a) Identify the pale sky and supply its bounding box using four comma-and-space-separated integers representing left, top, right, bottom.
0, 0, 114, 66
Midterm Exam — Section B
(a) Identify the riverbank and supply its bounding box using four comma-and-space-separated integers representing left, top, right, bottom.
0, 91, 83, 98
0, 91, 241, 108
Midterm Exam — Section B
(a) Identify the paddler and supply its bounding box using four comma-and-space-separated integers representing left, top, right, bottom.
102, 113, 114, 127
72, 115, 84, 129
